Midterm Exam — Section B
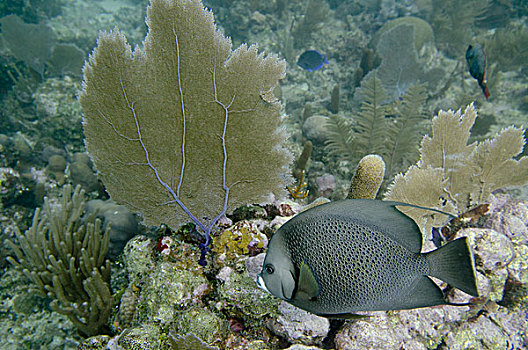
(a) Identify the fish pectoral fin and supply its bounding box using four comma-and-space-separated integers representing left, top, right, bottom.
281, 270, 296, 300
295, 261, 321, 301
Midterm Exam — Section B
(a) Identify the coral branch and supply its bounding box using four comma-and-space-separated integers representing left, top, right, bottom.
6, 185, 112, 336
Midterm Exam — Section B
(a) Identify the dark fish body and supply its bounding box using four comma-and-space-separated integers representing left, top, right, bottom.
466, 44, 490, 100
297, 50, 328, 72
257, 199, 478, 317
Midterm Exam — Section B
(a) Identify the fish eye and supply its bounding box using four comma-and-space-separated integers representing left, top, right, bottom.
265, 264, 275, 274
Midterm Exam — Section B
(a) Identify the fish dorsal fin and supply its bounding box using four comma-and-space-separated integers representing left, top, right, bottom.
329, 199, 449, 253
294, 261, 320, 301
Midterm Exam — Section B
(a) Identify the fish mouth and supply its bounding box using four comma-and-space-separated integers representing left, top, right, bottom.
256, 274, 270, 294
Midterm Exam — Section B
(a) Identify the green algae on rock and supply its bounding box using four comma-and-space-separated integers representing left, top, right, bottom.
174, 308, 227, 345
216, 265, 280, 323
138, 262, 211, 326
212, 220, 268, 265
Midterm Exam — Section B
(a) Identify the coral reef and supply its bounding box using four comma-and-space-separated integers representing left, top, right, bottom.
369, 16, 434, 54
366, 22, 446, 101
46, 154, 67, 184
101, 193, 528, 349
292, 140, 312, 181
47, 43, 85, 77
0, 268, 81, 349
85, 199, 139, 260
325, 74, 389, 162
212, 220, 268, 264
32, 77, 84, 150
0, 14, 56, 76
267, 302, 329, 346
168, 332, 220, 350
2, 0, 528, 348
431, 0, 491, 57
216, 263, 279, 324
329, 84, 340, 114
6, 184, 113, 336
291, 0, 330, 48
0, 14, 85, 78
48, 0, 146, 53
303, 115, 331, 146
485, 21, 528, 72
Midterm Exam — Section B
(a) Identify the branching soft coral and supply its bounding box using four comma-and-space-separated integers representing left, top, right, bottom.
385, 103, 528, 235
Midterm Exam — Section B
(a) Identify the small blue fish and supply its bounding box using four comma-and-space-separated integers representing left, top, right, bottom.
297, 50, 328, 72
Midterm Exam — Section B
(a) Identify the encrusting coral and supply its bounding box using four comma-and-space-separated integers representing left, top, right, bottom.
6, 184, 113, 336
80, 0, 292, 264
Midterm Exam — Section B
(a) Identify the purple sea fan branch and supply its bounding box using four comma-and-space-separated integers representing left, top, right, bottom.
105, 30, 234, 266
117, 30, 223, 265
119, 76, 203, 233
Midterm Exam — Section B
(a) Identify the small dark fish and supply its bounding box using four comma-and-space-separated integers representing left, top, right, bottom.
466, 44, 490, 100
297, 50, 328, 72
257, 199, 478, 318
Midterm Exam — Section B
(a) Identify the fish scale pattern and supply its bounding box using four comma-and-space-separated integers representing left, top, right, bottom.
283, 214, 429, 314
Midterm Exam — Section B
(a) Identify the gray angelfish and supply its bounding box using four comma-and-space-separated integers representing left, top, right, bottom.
257, 199, 479, 317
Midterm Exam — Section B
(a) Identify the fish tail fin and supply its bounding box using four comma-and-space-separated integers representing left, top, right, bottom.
483, 85, 490, 100
479, 81, 490, 100
426, 237, 479, 297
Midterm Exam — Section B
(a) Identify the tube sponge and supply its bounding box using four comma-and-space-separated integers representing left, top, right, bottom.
347, 154, 385, 199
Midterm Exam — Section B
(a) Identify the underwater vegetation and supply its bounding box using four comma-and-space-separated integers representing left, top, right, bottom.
0, 0, 64, 24
325, 74, 429, 189
291, 0, 330, 49
0, 14, 85, 83
386, 104, 528, 235
1, 0, 528, 348
366, 18, 446, 101
484, 21, 528, 72
430, 0, 492, 57
6, 184, 112, 336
